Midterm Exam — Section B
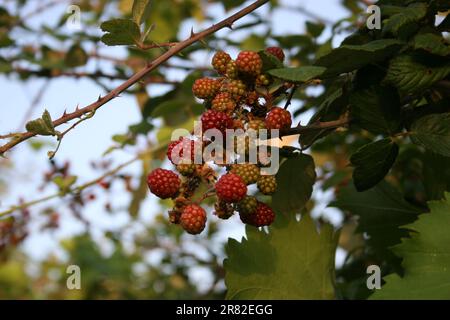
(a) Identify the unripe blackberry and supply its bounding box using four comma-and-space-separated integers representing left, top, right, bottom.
248, 119, 266, 131
230, 163, 260, 185
147, 168, 181, 199
265, 107, 292, 130
192, 77, 220, 99
201, 109, 233, 134
180, 204, 207, 234
235, 50, 262, 77
237, 196, 258, 215
211, 92, 236, 114
221, 79, 247, 100
265, 46, 285, 62
214, 200, 234, 220
257, 175, 277, 195
256, 74, 272, 87
215, 173, 247, 203
212, 51, 231, 75
225, 60, 238, 79
176, 162, 196, 176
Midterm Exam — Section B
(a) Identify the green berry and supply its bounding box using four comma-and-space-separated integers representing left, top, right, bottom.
212, 51, 231, 75
236, 196, 258, 215
211, 92, 236, 114
231, 163, 260, 185
257, 175, 277, 195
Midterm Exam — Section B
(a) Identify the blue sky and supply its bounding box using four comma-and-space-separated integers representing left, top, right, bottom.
0, 0, 352, 266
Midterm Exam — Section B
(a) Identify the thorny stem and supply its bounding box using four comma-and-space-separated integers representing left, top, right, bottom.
0, 0, 270, 156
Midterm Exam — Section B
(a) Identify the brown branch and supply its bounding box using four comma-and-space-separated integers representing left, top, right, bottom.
279, 117, 350, 137
138, 42, 179, 50
0, 0, 269, 156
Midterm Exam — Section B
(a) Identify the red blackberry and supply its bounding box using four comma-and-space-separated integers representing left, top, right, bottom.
265, 46, 285, 62
180, 204, 207, 234
211, 92, 236, 114
167, 137, 196, 165
215, 173, 247, 203
265, 107, 292, 130
192, 77, 220, 99
242, 202, 275, 227
212, 51, 231, 75
235, 51, 262, 77
147, 168, 180, 199
201, 109, 233, 134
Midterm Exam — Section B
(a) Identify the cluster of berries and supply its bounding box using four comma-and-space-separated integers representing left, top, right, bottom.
147, 47, 292, 235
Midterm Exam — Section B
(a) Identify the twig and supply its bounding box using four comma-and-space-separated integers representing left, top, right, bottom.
284, 85, 297, 110
0, 147, 157, 217
138, 42, 179, 50
0, 0, 269, 156
279, 117, 350, 137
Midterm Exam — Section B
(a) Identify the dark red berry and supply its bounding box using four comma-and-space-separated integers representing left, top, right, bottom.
167, 137, 196, 165
180, 204, 207, 234
215, 173, 247, 203
201, 109, 233, 134
147, 168, 181, 199
241, 201, 275, 227
265, 107, 292, 130
265, 46, 285, 62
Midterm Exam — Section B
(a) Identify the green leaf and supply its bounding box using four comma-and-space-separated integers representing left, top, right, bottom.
258, 50, 283, 72
315, 39, 404, 77
272, 154, 316, 215
422, 151, 450, 201
384, 55, 450, 93
224, 214, 338, 299
25, 110, 56, 136
371, 193, 450, 299
306, 21, 325, 37
413, 33, 450, 56
65, 44, 88, 67
382, 3, 428, 37
409, 113, 450, 157
53, 175, 77, 194
331, 181, 422, 270
350, 139, 399, 191
132, 0, 152, 25
268, 66, 326, 83
100, 19, 141, 46
350, 85, 401, 135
